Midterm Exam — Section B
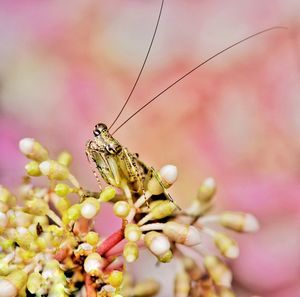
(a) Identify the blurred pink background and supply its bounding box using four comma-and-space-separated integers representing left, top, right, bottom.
1, 1, 300, 296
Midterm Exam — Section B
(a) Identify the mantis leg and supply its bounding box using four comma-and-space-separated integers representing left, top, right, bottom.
85, 149, 103, 191
149, 166, 181, 210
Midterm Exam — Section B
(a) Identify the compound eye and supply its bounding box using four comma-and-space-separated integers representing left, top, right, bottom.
93, 129, 100, 137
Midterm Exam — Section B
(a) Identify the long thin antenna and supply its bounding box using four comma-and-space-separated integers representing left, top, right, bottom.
112, 26, 287, 135
109, 0, 165, 131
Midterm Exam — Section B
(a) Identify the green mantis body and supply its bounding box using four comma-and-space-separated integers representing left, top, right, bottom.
85, 123, 172, 203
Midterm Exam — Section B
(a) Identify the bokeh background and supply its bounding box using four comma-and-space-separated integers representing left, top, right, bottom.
1, 0, 300, 296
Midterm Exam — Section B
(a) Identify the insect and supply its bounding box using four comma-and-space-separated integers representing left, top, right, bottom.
85, 0, 285, 205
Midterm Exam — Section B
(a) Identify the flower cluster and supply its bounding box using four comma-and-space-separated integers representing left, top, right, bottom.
0, 138, 259, 297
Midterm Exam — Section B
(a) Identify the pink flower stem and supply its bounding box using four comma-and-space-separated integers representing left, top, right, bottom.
97, 227, 125, 256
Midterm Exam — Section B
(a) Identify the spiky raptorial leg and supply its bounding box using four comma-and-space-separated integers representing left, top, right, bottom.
120, 148, 147, 205
85, 142, 103, 190
150, 166, 181, 210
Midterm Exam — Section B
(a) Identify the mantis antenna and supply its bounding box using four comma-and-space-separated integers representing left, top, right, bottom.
112, 26, 287, 135
109, 0, 165, 130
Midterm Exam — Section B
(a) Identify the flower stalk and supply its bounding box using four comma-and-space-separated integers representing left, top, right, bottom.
0, 138, 259, 296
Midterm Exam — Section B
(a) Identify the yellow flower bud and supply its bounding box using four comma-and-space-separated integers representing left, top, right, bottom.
99, 186, 116, 202
18, 249, 35, 262
80, 198, 100, 219
84, 253, 103, 275
6, 269, 28, 291
25, 198, 49, 216
219, 212, 259, 233
36, 237, 47, 251
147, 165, 178, 195
123, 242, 139, 263
11, 211, 33, 228
57, 151, 72, 167
214, 233, 239, 259
113, 201, 131, 218
197, 177, 216, 203
0, 186, 16, 207
66, 204, 81, 221
39, 160, 69, 180
204, 256, 232, 288
107, 270, 123, 288
144, 231, 170, 257
19, 138, 49, 162
15, 229, 35, 249
0, 239, 14, 251
0, 278, 17, 297
0, 261, 10, 276
162, 221, 201, 246
86, 231, 100, 246
157, 250, 173, 263
56, 197, 71, 214
54, 183, 70, 197
33, 215, 48, 227
25, 161, 41, 176
125, 224, 142, 242
138, 201, 176, 226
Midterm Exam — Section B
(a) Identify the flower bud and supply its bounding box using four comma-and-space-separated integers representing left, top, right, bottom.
133, 279, 160, 297
124, 224, 142, 242
39, 160, 69, 180
0, 186, 16, 207
25, 198, 49, 216
12, 210, 33, 227
19, 138, 49, 162
84, 253, 103, 275
27, 272, 43, 294
123, 242, 139, 263
1, 270, 28, 297
144, 231, 170, 257
99, 186, 116, 202
214, 233, 239, 259
107, 270, 123, 288
80, 198, 101, 219
0, 261, 10, 276
0, 279, 17, 297
163, 221, 201, 246
197, 177, 216, 203
174, 271, 190, 297
147, 165, 177, 195
113, 201, 131, 218
15, 229, 35, 249
157, 250, 173, 263
204, 256, 232, 288
56, 197, 71, 214
86, 231, 100, 246
25, 161, 41, 176
138, 201, 176, 226
54, 184, 70, 197
64, 204, 81, 224
33, 215, 48, 227
219, 212, 259, 233
42, 260, 64, 281
0, 239, 14, 251
57, 151, 72, 167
